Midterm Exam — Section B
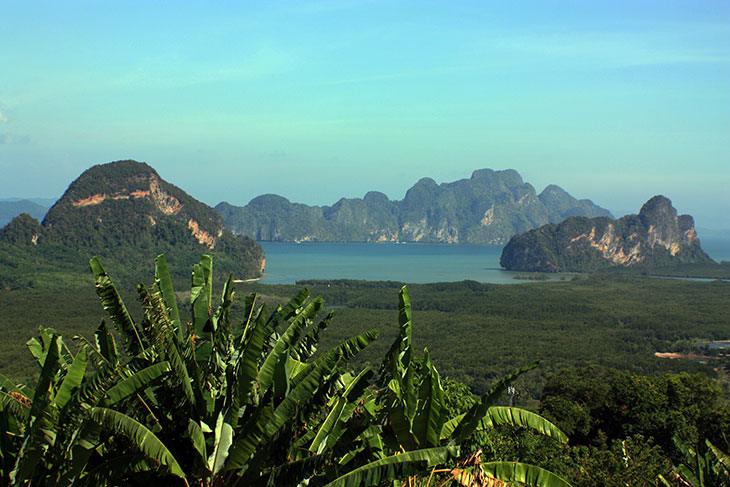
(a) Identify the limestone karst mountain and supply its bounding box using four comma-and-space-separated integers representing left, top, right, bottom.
0, 160, 265, 280
500, 195, 713, 272
216, 169, 612, 245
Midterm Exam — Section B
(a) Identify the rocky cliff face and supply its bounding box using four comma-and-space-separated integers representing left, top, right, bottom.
217, 169, 611, 245
3, 160, 265, 279
500, 195, 712, 272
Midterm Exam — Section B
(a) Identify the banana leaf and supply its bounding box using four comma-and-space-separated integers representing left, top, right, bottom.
208, 412, 234, 476
323, 445, 459, 487
26, 327, 57, 368
227, 346, 346, 475
185, 419, 208, 465
292, 310, 334, 361
707, 439, 730, 473
481, 461, 572, 487
89, 407, 185, 478
53, 420, 103, 487
290, 329, 378, 391
378, 286, 413, 387
90, 257, 144, 356
154, 254, 182, 340
452, 362, 538, 442
76, 453, 155, 487
224, 397, 275, 470
272, 349, 291, 403
235, 304, 270, 406
10, 402, 60, 484
411, 348, 445, 448
0, 389, 31, 421
104, 362, 171, 406
0, 372, 24, 395
258, 297, 324, 394
93, 320, 119, 367
235, 293, 258, 337
11, 336, 61, 484
310, 367, 373, 454
441, 406, 567, 443
256, 453, 331, 487
30, 333, 61, 418
53, 345, 88, 409
167, 334, 198, 410
275, 287, 311, 323
191, 255, 213, 338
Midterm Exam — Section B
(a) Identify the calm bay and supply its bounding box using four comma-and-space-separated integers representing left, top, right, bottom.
257, 235, 730, 285
257, 242, 566, 284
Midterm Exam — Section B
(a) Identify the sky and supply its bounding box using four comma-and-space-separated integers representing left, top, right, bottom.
1, 0, 729, 229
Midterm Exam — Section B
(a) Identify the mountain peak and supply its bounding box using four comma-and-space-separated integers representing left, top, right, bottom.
51, 160, 187, 222
7, 160, 265, 279
541, 184, 568, 196
638, 195, 674, 222
538, 185, 612, 223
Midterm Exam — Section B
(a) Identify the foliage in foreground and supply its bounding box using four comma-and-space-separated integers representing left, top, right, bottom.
0, 254, 570, 486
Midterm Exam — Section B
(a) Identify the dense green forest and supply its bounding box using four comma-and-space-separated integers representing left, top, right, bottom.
237, 275, 729, 398
1, 255, 728, 485
2, 273, 727, 393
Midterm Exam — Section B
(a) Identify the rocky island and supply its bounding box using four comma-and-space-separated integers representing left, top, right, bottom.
500, 195, 713, 272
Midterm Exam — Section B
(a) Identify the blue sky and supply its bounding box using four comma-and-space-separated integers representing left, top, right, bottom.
1, 0, 728, 229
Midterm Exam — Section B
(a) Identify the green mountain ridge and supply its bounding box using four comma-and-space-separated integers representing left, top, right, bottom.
0, 160, 265, 284
216, 168, 612, 244
500, 195, 714, 272
0, 199, 49, 227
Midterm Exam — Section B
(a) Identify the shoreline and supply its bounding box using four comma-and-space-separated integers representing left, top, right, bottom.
234, 276, 262, 283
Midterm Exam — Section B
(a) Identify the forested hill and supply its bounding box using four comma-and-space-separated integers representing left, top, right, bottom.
0, 160, 265, 282
500, 195, 713, 272
216, 168, 611, 244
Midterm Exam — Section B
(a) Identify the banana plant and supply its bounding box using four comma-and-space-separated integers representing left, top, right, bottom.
659, 438, 730, 487
0, 325, 179, 486
89, 254, 386, 486
364, 286, 572, 487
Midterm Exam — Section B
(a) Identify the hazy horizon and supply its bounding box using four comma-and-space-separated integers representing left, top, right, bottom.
1, 1, 728, 230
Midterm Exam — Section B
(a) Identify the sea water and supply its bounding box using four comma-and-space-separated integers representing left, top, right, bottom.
257, 242, 567, 284
258, 235, 730, 285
